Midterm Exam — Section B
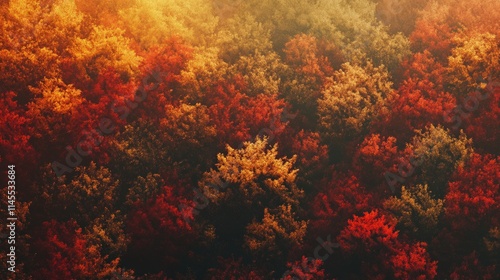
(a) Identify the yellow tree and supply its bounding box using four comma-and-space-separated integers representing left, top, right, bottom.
0, 0, 62, 93
179, 45, 228, 103
118, 0, 217, 49
199, 137, 304, 262
27, 78, 85, 155
75, 0, 135, 27
227, 51, 286, 97
446, 32, 500, 96
281, 34, 338, 124
375, 0, 429, 35
318, 62, 393, 146
200, 137, 302, 209
200, 137, 302, 207
69, 25, 141, 84
1, 0, 141, 95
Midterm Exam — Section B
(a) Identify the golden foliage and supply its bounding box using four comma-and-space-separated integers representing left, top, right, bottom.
245, 204, 307, 256
384, 184, 444, 235
318, 61, 393, 142
201, 137, 302, 207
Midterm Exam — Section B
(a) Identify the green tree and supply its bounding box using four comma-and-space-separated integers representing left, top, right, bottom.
408, 125, 473, 196
125, 173, 164, 207
384, 184, 444, 238
483, 227, 500, 262
245, 204, 307, 262
215, 12, 273, 64
36, 162, 127, 269
240, 0, 410, 72
161, 102, 218, 172
344, 23, 410, 74
39, 162, 119, 227
108, 118, 168, 179
227, 51, 286, 97
110, 103, 218, 182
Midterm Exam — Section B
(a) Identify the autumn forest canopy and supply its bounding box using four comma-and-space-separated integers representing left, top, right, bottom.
0, 0, 499, 279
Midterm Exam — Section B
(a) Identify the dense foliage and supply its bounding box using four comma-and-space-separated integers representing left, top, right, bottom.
1, 0, 499, 279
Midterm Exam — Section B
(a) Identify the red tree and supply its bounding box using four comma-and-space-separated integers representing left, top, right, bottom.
206, 77, 288, 148
284, 34, 335, 83
0, 91, 38, 173
353, 134, 399, 193
410, 15, 455, 62
135, 37, 193, 119
283, 256, 325, 280
280, 130, 329, 191
463, 82, 500, 154
310, 173, 372, 239
125, 185, 195, 274
390, 242, 438, 280
34, 220, 115, 280
375, 70, 456, 144
445, 153, 500, 231
338, 210, 437, 279
339, 210, 399, 254
449, 252, 497, 280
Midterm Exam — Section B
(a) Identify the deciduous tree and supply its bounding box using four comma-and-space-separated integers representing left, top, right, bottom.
200, 137, 302, 211
199, 137, 303, 264
318, 62, 392, 157
245, 204, 307, 262
445, 153, 499, 231
353, 134, 398, 190
384, 184, 444, 238
310, 173, 372, 238
125, 185, 195, 274
390, 242, 437, 279
405, 124, 473, 197
283, 256, 325, 280
446, 32, 500, 96
34, 219, 118, 280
